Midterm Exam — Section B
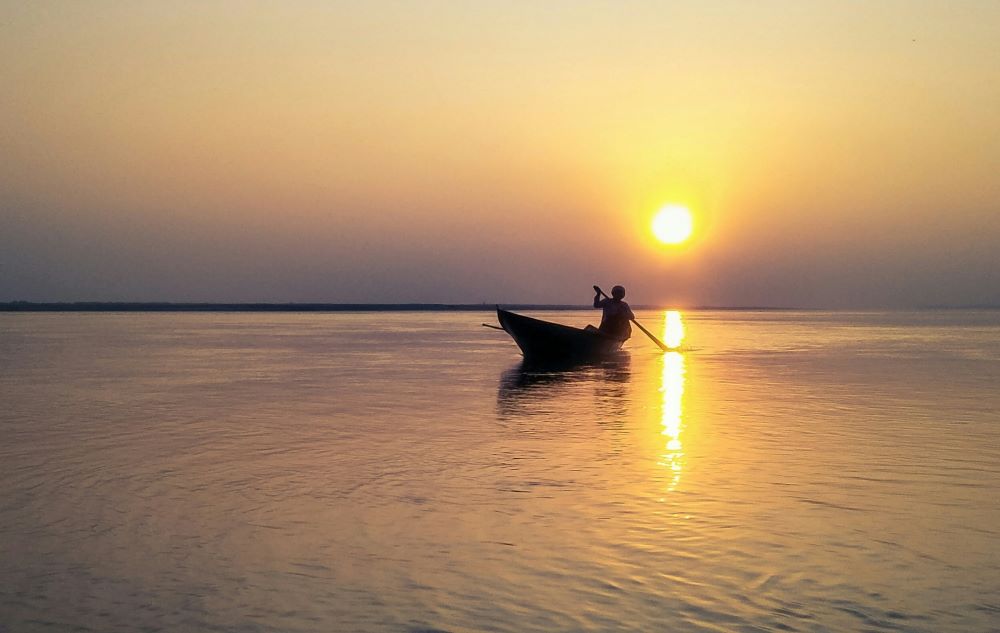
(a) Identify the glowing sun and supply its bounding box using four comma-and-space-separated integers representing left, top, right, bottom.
652, 204, 693, 244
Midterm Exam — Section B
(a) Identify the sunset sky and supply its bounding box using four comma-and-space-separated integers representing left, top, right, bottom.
2, 1, 998, 307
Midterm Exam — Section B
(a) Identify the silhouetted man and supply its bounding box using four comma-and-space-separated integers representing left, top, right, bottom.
593, 285, 634, 340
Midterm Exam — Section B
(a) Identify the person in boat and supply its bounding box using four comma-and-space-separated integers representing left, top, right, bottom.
591, 285, 634, 340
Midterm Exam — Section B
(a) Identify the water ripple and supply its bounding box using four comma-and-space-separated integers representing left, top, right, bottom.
1, 311, 998, 631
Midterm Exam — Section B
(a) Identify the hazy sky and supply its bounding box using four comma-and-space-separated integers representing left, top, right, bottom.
2, 1, 998, 307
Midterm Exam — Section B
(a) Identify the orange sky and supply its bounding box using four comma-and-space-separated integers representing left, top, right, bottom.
2, 2, 998, 306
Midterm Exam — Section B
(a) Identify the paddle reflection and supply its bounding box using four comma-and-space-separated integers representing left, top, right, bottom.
659, 311, 686, 490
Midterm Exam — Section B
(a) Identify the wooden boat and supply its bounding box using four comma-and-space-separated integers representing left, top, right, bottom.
496, 308, 625, 362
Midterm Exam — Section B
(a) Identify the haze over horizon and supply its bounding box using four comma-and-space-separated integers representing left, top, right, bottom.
2, 1, 998, 309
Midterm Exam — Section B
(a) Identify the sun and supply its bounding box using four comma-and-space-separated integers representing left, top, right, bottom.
652, 204, 693, 244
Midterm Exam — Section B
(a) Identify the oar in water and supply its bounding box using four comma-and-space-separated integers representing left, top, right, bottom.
594, 286, 670, 352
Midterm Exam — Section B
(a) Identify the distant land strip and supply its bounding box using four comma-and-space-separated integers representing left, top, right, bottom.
0, 302, 805, 312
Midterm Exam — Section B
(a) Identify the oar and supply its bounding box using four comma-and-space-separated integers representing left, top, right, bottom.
594, 286, 670, 352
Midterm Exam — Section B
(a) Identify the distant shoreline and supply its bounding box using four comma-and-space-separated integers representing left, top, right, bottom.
0, 302, 807, 312
2, 302, 998, 312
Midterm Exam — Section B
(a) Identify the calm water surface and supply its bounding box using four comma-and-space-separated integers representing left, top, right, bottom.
1, 310, 999, 632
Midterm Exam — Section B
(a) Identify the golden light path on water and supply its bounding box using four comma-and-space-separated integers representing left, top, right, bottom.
659, 311, 686, 491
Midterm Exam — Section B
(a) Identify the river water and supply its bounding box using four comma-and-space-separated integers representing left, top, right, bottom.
1, 310, 998, 632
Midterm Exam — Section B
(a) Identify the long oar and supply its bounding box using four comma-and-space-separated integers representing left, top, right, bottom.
595, 286, 670, 352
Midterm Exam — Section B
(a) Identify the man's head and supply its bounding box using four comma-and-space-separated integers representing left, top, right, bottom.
611, 285, 626, 300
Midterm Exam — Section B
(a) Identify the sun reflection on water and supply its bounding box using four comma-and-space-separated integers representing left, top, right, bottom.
659, 311, 686, 491
664, 310, 685, 350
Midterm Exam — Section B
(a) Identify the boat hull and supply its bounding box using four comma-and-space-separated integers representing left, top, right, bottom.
496, 308, 625, 362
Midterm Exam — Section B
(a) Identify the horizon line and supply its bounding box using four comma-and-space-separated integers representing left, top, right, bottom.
2, 301, 998, 313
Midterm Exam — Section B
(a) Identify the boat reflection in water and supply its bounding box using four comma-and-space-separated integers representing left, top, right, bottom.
659, 311, 686, 491
496, 354, 631, 418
